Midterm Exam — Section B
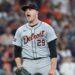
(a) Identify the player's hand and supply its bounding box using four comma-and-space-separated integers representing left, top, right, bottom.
48, 69, 55, 75
15, 67, 31, 75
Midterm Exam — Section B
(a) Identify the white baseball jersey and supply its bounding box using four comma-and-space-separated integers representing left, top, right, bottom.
13, 21, 57, 59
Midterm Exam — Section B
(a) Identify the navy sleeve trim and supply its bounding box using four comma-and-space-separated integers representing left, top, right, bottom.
48, 39, 57, 58
14, 45, 22, 58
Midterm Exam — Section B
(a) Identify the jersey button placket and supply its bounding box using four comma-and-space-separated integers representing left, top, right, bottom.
31, 29, 36, 58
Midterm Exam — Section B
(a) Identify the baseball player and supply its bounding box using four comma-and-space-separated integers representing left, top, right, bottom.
13, 3, 59, 75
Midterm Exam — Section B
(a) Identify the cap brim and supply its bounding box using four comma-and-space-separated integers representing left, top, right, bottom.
21, 4, 39, 11
21, 5, 31, 11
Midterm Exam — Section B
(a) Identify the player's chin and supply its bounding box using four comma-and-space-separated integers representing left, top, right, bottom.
26, 17, 30, 21
27, 19, 33, 23
27, 20, 32, 22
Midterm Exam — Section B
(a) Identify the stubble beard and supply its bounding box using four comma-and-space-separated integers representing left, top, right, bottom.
28, 18, 36, 23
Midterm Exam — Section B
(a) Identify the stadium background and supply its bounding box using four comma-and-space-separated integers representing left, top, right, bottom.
0, 0, 75, 75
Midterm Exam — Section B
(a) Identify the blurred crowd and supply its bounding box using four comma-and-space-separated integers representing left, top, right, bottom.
0, 0, 75, 75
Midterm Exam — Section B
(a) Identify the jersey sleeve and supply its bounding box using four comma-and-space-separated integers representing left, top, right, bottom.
46, 25, 57, 43
12, 29, 22, 47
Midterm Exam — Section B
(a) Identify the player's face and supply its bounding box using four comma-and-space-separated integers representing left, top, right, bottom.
25, 8, 38, 22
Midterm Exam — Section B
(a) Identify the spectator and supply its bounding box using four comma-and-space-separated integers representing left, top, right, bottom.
70, 37, 75, 57
60, 56, 75, 75
0, 26, 13, 45
1, 45, 14, 75
0, 44, 5, 69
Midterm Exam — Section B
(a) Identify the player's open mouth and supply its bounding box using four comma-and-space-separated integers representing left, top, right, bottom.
27, 14, 31, 17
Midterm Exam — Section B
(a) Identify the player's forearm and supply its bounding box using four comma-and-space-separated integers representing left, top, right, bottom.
50, 58, 57, 72
14, 45, 22, 68
15, 57, 22, 68
48, 39, 57, 71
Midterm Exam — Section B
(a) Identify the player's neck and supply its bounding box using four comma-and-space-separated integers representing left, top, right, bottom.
29, 19, 39, 27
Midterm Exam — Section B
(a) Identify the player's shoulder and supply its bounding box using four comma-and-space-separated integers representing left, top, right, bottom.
41, 21, 53, 29
16, 23, 28, 31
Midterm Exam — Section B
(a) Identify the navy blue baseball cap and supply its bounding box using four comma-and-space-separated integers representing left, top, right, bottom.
21, 3, 39, 11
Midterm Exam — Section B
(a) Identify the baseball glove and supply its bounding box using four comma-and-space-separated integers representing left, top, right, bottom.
15, 67, 31, 75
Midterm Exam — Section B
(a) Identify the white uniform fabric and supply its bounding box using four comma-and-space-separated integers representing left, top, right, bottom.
13, 21, 58, 75
13, 21, 57, 58
23, 57, 59, 75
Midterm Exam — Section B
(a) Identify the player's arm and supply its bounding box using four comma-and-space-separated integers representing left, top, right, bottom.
45, 24, 57, 75
48, 39, 57, 75
12, 28, 22, 68
14, 45, 31, 75
14, 45, 22, 68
